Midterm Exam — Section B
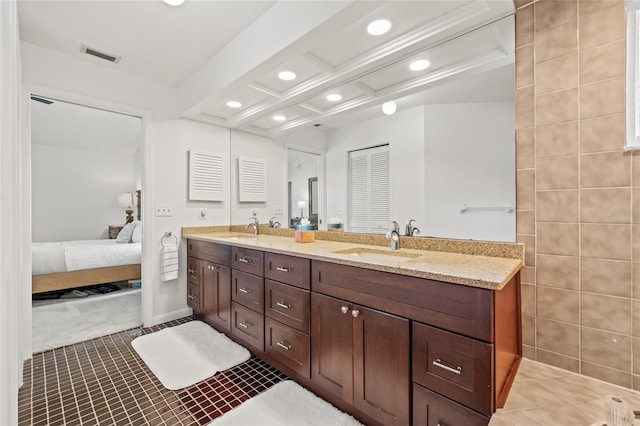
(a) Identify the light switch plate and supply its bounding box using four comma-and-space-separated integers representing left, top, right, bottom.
155, 204, 173, 217
274, 205, 284, 216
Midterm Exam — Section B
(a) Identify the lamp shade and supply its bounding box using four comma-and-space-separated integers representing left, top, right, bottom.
118, 192, 134, 208
297, 200, 306, 209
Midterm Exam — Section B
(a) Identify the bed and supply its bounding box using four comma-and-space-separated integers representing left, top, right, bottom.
32, 191, 142, 294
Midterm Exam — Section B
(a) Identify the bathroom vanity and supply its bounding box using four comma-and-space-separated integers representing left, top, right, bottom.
183, 229, 522, 426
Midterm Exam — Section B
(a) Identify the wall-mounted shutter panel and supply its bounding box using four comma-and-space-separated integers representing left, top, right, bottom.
348, 145, 390, 234
238, 156, 267, 202
189, 148, 226, 201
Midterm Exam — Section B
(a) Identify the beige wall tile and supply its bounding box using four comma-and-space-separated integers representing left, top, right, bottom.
536, 88, 579, 126
515, 0, 533, 8
535, 0, 577, 32
523, 345, 536, 360
516, 4, 534, 47
632, 188, 640, 224
581, 361, 632, 388
634, 338, 640, 374
535, 20, 578, 63
634, 300, 640, 337
581, 223, 631, 261
535, 54, 578, 95
581, 258, 632, 297
633, 153, 640, 186
522, 283, 536, 316
536, 121, 578, 158
536, 349, 580, 372
633, 263, 640, 299
634, 225, 640, 261
581, 293, 631, 334
580, 77, 625, 119
580, 40, 625, 84
537, 318, 579, 357
581, 327, 631, 371
517, 86, 535, 129
537, 254, 579, 289
517, 128, 535, 170
537, 156, 579, 190
517, 169, 536, 210
580, 188, 631, 224
521, 265, 536, 284
538, 287, 579, 324
537, 190, 578, 223
538, 223, 579, 256
517, 210, 536, 235
579, 1, 625, 50
523, 314, 536, 346
580, 152, 631, 188
579, 0, 621, 17
516, 44, 535, 89
517, 234, 536, 267
580, 114, 625, 154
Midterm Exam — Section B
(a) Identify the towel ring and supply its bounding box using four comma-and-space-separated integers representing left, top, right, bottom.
161, 232, 178, 247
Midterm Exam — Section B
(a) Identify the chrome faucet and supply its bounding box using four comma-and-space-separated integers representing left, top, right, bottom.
386, 221, 401, 250
405, 219, 421, 237
269, 216, 281, 228
246, 217, 259, 236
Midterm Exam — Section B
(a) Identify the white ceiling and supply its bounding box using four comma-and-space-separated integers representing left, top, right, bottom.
18, 0, 515, 136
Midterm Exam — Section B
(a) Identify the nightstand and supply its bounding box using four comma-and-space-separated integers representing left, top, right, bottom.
109, 225, 124, 239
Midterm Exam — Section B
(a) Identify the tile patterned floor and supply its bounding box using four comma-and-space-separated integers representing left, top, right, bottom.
18, 317, 286, 426
19, 315, 640, 426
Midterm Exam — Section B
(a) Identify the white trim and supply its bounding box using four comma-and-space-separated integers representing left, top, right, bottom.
21, 84, 155, 328
152, 308, 193, 326
626, 4, 640, 149
285, 143, 325, 230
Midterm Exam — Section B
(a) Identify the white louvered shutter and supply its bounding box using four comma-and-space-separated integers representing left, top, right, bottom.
348, 145, 390, 234
238, 157, 267, 202
189, 148, 226, 201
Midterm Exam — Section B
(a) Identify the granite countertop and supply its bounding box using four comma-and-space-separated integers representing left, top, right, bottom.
181, 229, 523, 291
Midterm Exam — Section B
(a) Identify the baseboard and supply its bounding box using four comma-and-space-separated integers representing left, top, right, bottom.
151, 307, 192, 327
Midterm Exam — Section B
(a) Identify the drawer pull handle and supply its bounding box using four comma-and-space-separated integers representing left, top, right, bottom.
239, 321, 252, 329
276, 301, 291, 309
341, 306, 349, 314
433, 358, 461, 375
208, 265, 218, 270
187, 295, 196, 300
188, 268, 196, 274
351, 309, 360, 318
238, 287, 252, 294
276, 341, 291, 351
276, 266, 291, 272
238, 257, 251, 263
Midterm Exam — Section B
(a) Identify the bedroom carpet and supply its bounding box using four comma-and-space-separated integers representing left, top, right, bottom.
32, 288, 141, 354
208, 380, 363, 426
132, 320, 250, 390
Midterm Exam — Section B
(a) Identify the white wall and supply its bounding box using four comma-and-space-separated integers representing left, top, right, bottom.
325, 106, 426, 233
424, 102, 515, 242
31, 144, 135, 241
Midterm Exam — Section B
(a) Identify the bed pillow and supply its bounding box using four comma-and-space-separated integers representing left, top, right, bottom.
116, 222, 137, 243
131, 220, 142, 243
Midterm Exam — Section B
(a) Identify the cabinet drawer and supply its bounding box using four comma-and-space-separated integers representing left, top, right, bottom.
231, 302, 264, 353
413, 322, 493, 415
413, 383, 489, 426
232, 247, 264, 276
232, 270, 264, 314
265, 317, 310, 378
187, 240, 230, 266
265, 280, 310, 333
187, 257, 200, 285
187, 283, 200, 311
265, 252, 310, 289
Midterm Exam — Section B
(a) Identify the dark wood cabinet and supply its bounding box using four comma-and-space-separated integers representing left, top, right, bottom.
231, 302, 264, 352
413, 383, 490, 426
311, 292, 410, 426
201, 261, 231, 332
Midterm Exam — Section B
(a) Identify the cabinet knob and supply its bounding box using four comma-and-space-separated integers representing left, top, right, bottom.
351, 309, 360, 318
188, 268, 195, 274
208, 264, 219, 270
341, 306, 349, 314
187, 295, 195, 300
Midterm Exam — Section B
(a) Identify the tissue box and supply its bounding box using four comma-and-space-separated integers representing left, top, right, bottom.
327, 223, 344, 232
295, 225, 315, 243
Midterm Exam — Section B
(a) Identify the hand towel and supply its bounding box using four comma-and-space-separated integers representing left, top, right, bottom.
161, 244, 179, 282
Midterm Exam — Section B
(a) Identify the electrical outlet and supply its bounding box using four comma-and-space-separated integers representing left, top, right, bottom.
155, 204, 173, 217
199, 208, 207, 220
274, 205, 284, 216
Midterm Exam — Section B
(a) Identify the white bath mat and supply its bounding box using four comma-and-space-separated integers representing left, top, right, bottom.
209, 380, 363, 426
132, 321, 250, 390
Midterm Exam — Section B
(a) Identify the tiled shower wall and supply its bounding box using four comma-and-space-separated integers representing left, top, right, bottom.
515, 0, 640, 388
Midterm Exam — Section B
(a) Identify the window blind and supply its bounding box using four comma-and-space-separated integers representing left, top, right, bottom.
348, 145, 390, 234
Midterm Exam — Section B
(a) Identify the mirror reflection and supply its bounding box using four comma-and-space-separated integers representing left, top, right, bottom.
288, 149, 321, 229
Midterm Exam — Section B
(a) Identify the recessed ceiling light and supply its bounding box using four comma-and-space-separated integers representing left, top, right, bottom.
382, 101, 397, 115
226, 100, 242, 108
162, 0, 185, 6
278, 71, 296, 81
367, 19, 392, 36
410, 59, 430, 71
273, 115, 286, 122
326, 93, 342, 102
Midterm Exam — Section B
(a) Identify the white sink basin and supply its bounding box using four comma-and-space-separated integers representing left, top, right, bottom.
333, 247, 422, 261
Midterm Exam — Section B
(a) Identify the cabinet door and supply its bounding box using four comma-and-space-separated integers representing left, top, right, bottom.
311, 293, 353, 403
353, 305, 410, 426
202, 262, 231, 332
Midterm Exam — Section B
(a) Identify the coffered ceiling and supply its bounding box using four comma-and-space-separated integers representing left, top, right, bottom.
18, 0, 515, 136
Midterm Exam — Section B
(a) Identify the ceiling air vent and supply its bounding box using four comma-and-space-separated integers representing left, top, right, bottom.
30, 96, 53, 105
81, 44, 121, 63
